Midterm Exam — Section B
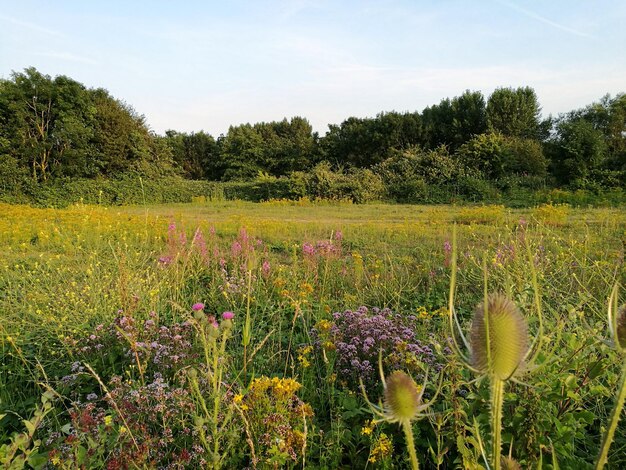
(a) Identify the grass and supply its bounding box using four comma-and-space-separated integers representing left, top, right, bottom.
1, 200, 625, 468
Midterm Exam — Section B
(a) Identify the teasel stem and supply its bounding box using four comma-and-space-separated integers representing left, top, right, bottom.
595, 356, 626, 469
491, 376, 505, 470
401, 420, 420, 470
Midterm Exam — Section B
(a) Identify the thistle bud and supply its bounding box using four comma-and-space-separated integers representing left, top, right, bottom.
470, 294, 528, 380
383, 371, 422, 424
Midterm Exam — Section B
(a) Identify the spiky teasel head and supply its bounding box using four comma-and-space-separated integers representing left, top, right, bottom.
606, 285, 626, 353
470, 294, 529, 380
501, 456, 522, 470
615, 305, 626, 351
360, 353, 443, 429
383, 371, 423, 425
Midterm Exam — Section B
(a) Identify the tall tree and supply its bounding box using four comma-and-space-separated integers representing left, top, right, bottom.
548, 118, 607, 184
450, 90, 488, 148
319, 112, 423, 167
487, 87, 541, 139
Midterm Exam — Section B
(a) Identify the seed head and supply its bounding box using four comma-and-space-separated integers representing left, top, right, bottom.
383, 371, 422, 424
470, 294, 528, 380
501, 456, 522, 470
616, 305, 626, 350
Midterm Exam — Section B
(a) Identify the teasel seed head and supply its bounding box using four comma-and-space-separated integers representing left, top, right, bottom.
501, 456, 522, 470
470, 294, 528, 380
616, 305, 626, 350
384, 371, 422, 424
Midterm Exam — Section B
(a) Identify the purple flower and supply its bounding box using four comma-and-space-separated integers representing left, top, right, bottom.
158, 255, 173, 265
222, 311, 234, 320
192, 303, 204, 311
313, 306, 442, 392
302, 243, 315, 256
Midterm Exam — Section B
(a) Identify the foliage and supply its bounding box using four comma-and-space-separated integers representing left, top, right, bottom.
486, 86, 541, 139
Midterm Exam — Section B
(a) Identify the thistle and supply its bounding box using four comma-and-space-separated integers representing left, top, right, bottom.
596, 285, 626, 470
448, 225, 542, 470
361, 357, 442, 470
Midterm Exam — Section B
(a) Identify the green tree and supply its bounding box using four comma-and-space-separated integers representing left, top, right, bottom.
219, 117, 315, 180
421, 90, 487, 150
163, 130, 220, 179
450, 90, 488, 147
548, 118, 607, 184
487, 87, 541, 139
319, 112, 423, 167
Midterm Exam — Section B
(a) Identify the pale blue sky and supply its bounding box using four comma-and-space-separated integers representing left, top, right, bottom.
1, 0, 624, 135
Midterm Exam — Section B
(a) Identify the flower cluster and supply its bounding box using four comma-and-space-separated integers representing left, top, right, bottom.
302, 237, 342, 259
368, 432, 393, 464
313, 306, 440, 391
238, 376, 314, 467
67, 311, 197, 382
51, 373, 204, 469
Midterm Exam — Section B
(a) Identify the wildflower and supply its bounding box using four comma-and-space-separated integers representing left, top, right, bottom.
104, 415, 113, 426
222, 311, 234, 320
361, 420, 375, 436
192, 303, 205, 311
369, 433, 393, 464
262, 260, 271, 276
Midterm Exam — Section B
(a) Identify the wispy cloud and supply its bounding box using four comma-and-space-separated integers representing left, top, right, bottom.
0, 14, 65, 37
35, 51, 99, 66
496, 1, 595, 38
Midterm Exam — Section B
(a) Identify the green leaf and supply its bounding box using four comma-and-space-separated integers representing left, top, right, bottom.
27, 452, 48, 470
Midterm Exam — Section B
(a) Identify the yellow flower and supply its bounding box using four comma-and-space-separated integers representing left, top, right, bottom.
369, 433, 393, 463
104, 415, 113, 426
316, 319, 333, 332
361, 420, 375, 436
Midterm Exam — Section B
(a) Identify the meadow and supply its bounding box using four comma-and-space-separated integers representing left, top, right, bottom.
1, 200, 626, 469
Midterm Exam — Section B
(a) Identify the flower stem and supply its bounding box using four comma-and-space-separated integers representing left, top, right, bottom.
595, 357, 626, 469
401, 420, 420, 470
491, 376, 505, 470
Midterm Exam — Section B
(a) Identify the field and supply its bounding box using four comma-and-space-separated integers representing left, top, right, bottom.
2, 200, 626, 469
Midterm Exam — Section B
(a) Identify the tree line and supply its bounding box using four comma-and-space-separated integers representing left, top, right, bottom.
1, 67, 624, 198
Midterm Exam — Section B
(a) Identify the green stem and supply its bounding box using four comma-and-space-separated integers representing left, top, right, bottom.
491, 376, 505, 470
401, 421, 420, 470
595, 357, 626, 470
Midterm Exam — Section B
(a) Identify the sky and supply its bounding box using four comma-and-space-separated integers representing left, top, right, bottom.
1, 0, 624, 136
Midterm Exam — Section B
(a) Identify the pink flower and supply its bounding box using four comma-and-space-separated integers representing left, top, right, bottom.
192, 303, 205, 311
262, 260, 271, 276
222, 311, 234, 320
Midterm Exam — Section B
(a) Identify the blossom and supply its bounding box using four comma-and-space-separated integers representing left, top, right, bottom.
192, 303, 204, 311
222, 311, 234, 320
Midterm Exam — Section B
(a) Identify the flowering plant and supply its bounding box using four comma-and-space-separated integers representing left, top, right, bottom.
237, 376, 313, 468
313, 306, 440, 392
